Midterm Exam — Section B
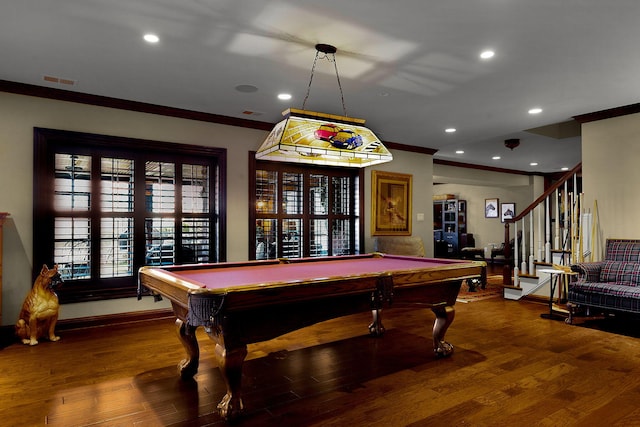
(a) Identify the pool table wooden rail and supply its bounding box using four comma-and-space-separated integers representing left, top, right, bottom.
140, 264, 388, 310
138, 254, 483, 311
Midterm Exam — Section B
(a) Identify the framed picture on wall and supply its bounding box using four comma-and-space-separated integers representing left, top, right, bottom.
501, 203, 516, 222
371, 170, 412, 235
485, 198, 499, 218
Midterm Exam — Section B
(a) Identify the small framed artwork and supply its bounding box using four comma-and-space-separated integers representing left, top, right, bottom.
485, 198, 499, 218
501, 203, 516, 222
371, 170, 412, 236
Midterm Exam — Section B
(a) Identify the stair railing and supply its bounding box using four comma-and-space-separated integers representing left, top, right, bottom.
501, 163, 582, 287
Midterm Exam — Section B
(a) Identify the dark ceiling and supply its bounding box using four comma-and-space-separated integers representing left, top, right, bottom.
4, 1, 639, 172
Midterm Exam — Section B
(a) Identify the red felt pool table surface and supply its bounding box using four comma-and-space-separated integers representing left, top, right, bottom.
155, 255, 471, 292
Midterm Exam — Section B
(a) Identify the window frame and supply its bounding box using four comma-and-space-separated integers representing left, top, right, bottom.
33, 128, 227, 303
248, 152, 364, 260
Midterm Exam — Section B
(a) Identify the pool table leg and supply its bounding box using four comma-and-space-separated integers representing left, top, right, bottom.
432, 304, 455, 358
368, 308, 386, 336
211, 338, 248, 420
175, 318, 199, 379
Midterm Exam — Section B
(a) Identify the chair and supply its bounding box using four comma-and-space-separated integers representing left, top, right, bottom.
490, 232, 522, 264
373, 236, 425, 257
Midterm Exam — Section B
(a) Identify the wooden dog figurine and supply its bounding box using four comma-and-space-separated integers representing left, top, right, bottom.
15, 264, 63, 345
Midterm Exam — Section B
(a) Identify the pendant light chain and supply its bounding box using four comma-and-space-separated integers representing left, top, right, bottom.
332, 53, 348, 117
301, 48, 348, 117
301, 51, 319, 112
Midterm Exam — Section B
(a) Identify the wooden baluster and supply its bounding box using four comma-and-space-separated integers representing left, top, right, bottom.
545, 197, 551, 263
563, 181, 569, 252
555, 188, 561, 251
520, 218, 527, 274
513, 222, 519, 285
537, 202, 543, 264
529, 213, 535, 274
575, 177, 580, 263
503, 223, 512, 287
579, 193, 585, 262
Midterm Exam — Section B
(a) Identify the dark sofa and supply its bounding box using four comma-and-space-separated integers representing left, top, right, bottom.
568, 239, 640, 323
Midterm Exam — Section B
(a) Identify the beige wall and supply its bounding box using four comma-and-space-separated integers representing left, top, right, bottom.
366, 149, 435, 256
0, 92, 437, 325
582, 112, 640, 257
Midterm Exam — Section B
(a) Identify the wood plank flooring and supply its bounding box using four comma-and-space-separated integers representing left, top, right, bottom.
2, 296, 640, 426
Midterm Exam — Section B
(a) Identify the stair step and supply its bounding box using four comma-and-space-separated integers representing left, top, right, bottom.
503, 286, 523, 300
534, 261, 553, 267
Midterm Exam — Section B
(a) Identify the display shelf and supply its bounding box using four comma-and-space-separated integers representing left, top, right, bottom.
433, 200, 465, 257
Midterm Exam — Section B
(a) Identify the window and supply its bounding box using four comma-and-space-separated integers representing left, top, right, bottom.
250, 156, 363, 260
34, 128, 226, 302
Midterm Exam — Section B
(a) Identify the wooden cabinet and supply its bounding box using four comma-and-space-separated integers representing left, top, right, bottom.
433, 200, 466, 257
0, 213, 8, 326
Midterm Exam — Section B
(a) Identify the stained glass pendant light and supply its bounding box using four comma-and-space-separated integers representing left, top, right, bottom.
255, 44, 392, 168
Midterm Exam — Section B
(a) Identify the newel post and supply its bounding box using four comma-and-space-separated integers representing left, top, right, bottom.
503, 222, 512, 286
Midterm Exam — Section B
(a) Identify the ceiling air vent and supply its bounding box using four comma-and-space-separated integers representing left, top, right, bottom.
42, 75, 77, 87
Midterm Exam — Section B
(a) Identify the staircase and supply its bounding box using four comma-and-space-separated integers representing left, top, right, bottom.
496, 163, 596, 300
503, 250, 572, 300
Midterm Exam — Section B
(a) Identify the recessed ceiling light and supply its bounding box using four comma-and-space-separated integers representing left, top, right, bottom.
528, 107, 543, 114
455, 150, 464, 154
480, 50, 495, 59
143, 34, 159, 43
561, 167, 569, 171
445, 128, 456, 133
492, 156, 501, 160
530, 162, 539, 166
277, 93, 292, 100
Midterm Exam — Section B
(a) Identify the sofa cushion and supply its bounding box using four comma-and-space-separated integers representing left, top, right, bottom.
569, 282, 640, 313
606, 240, 640, 262
599, 260, 640, 286
572, 281, 640, 299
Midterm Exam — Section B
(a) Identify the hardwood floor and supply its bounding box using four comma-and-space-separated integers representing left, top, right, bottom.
2, 295, 640, 426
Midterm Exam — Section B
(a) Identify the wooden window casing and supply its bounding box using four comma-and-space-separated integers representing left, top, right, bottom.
33, 128, 226, 303
249, 153, 364, 260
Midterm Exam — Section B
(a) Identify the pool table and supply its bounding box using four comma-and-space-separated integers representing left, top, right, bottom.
138, 253, 484, 420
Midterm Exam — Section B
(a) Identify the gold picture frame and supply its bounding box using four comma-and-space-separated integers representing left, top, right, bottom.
371, 170, 412, 236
